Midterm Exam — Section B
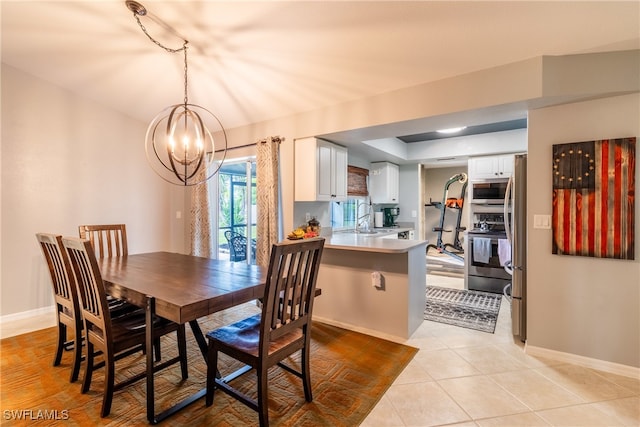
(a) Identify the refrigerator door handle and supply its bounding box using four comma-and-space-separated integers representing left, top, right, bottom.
504, 174, 513, 245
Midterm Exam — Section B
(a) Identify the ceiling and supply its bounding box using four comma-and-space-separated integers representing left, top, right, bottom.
2, 1, 639, 163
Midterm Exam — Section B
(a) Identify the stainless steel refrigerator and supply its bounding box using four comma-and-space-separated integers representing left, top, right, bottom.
504, 154, 527, 342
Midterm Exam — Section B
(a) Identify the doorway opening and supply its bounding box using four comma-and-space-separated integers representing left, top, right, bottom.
423, 166, 467, 290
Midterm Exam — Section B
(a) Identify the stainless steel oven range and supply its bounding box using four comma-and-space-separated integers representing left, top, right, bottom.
466, 230, 511, 294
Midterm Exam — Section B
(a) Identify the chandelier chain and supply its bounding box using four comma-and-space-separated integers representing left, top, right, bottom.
134, 14, 186, 54
133, 14, 190, 106
183, 43, 188, 106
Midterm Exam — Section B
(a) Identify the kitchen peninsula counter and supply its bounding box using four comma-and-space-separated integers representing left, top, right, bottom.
324, 229, 421, 253
313, 232, 428, 340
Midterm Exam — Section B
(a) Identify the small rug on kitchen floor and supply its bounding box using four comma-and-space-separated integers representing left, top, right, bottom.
424, 285, 502, 333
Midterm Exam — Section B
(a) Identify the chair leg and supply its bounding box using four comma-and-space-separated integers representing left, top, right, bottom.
101, 356, 115, 417
70, 326, 83, 383
205, 341, 218, 407
81, 341, 94, 394
177, 325, 188, 380
257, 367, 269, 427
301, 343, 312, 402
54, 322, 65, 366
153, 337, 162, 362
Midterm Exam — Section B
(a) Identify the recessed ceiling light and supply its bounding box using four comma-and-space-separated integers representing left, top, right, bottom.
437, 126, 467, 134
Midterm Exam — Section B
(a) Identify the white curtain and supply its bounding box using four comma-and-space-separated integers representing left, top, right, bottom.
256, 136, 282, 267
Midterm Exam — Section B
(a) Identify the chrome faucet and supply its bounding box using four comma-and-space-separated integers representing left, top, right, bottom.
356, 200, 371, 232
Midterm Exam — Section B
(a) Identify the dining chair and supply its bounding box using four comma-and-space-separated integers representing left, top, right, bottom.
36, 232, 145, 383
205, 237, 325, 427
62, 236, 189, 418
36, 233, 84, 383
224, 230, 247, 262
78, 224, 127, 258
78, 223, 166, 360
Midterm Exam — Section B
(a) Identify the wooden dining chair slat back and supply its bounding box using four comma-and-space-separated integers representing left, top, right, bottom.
78, 223, 164, 361
78, 224, 127, 258
35, 233, 83, 383
63, 237, 116, 355
265, 240, 320, 340
206, 237, 325, 427
62, 236, 188, 418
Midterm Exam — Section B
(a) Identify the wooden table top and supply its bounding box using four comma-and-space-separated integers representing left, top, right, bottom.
98, 252, 266, 324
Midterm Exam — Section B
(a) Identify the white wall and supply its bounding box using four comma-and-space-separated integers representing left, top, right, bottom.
0, 64, 181, 316
527, 93, 640, 367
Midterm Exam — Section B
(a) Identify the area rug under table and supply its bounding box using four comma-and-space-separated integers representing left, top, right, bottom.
424, 285, 502, 333
0, 302, 418, 426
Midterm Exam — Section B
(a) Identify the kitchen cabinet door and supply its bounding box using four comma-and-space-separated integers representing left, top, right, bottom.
498, 155, 514, 177
294, 137, 347, 201
332, 144, 348, 199
369, 162, 399, 203
469, 154, 514, 180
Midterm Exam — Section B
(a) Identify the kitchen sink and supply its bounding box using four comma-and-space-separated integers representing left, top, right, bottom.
355, 230, 378, 234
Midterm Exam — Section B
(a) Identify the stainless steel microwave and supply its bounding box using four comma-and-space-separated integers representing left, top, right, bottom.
470, 180, 508, 204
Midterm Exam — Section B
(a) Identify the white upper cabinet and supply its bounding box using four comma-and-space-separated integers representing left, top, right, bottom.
468, 154, 514, 180
294, 137, 347, 202
369, 162, 399, 203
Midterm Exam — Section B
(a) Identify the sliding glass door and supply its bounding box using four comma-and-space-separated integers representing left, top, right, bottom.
216, 158, 257, 263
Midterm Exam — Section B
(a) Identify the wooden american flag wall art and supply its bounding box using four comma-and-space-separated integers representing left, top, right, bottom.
552, 137, 636, 260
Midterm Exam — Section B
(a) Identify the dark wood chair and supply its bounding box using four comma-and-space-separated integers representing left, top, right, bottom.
78, 223, 165, 360
62, 236, 189, 418
36, 232, 145, 382
36, 233, 84, 383
205, 237, 325, 427
78, 224, 128, 258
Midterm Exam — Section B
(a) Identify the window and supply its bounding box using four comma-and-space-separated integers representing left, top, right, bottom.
331, 165, 370, 230
330, 197, 367, 230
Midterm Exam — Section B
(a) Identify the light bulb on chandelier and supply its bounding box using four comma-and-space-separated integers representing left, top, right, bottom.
126, 0, 227, 186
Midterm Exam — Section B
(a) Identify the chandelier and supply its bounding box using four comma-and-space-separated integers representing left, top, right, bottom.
126, 1, 227, 186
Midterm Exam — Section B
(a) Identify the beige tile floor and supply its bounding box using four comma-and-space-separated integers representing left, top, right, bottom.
362, 275, 640, 427
2, 275, 638, 426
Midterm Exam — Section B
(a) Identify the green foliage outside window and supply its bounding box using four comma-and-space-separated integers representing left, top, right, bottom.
218, 169, 257, 240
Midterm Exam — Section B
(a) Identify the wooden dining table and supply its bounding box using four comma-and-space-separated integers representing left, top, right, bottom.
98, 251, 267, 424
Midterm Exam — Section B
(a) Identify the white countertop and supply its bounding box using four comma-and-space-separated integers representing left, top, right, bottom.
324, 228, 427, 253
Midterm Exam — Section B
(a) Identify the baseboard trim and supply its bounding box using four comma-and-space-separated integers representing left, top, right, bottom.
526, 344, 639, 379
312, 315, 408, 345
0, 305, 55, 325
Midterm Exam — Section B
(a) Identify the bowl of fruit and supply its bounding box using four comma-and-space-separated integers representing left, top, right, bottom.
287, 218, 320, 240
